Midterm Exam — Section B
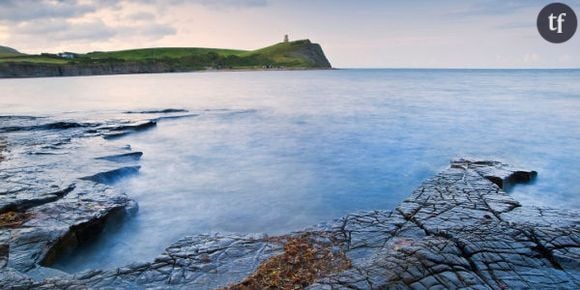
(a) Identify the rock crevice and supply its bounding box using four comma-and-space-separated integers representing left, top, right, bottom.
2, 158, 577, 289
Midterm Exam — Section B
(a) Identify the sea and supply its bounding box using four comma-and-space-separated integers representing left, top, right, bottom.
1, 69, 579, 272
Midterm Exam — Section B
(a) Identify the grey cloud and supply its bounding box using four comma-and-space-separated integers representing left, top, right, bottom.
128, 12, 157, 21
0, 0, 96, 22
1, 0, 177, 45
133, 0, 268, 9
13, 19, 116, 42
190, 0, 268, 8
53, 21, 117, 41
445, 0, 553, 19
0, 0, 268, 24
13, 19, 176, 43
117, 23, 177, 40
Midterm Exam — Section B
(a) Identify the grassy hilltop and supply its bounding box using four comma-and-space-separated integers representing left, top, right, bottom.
0, 45, 23, 58
0, 40, 331, 77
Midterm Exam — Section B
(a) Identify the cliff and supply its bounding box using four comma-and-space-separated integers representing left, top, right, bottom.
0, 45, 20, 54
0, 40, 332, 78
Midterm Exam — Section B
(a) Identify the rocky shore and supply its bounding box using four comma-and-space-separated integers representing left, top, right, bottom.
1, 112, 579, 289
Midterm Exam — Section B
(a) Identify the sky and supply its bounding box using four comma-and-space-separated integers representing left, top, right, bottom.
0, 0, 579, 68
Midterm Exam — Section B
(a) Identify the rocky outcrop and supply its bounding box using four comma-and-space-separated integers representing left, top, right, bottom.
0, 116, 146, 279
310, 159, 578, 289
0, 62, 176, 78
2, 157, 577, 289
288, 40, 332, 69
1, 112, 578, 289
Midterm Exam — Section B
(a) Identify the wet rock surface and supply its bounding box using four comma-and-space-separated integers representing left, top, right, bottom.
310, 160, 579, 289
1, 112, 578, 289
3, 155, 578, 289
0, 114, 152, 282
0, 112, 197, 287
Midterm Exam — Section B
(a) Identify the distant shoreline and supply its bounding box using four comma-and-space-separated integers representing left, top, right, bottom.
2, 67, 578, 80
0, 40, 333, 79
0, 66, 335, 80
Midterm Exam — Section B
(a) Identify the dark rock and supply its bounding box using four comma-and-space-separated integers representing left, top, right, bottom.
2, 159, 576, 289
0, 184, 75, 213
0, 121, 98, 133
0, 116, 139, 277
125, 109, 189, 114
100, 120, 157, 139
80, 166, 141, 185
95, 152, 143, 163
0, 62, 175, 78
1, 181, 133, 273
151, 113, 199, 122
310, 160, 577, 289
0, 244, 8, 268
106, 120, 157, 132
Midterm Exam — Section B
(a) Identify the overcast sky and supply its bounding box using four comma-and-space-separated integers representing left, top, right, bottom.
1, 0, 579, 68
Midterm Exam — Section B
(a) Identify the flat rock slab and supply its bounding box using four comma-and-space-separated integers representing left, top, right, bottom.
1, 116, 578, 289
2, 158, 577, 289
310, 159, 579, 289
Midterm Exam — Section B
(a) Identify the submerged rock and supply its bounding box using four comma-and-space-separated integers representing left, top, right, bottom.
100, 120, 157, 139
0, 121, 99, 133
1, 159, 577, 289
80, 166, 141, 185
95, 152, 143, 163
125, 109, 189, 114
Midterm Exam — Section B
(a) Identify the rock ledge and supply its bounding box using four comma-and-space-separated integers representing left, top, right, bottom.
2, 158, 578, 289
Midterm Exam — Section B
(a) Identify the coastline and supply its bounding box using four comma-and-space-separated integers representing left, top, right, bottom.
0, 113, 578, 288
0, 39, 333, 79
0, 65, 334, 79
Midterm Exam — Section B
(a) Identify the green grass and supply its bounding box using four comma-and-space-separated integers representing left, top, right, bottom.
240, 40, 317, 67
0, 55, 68, 64
85, 47, 248, 61
0, 39, 329, 69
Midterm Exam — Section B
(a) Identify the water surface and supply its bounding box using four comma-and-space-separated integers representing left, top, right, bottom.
1, 69, 579, 272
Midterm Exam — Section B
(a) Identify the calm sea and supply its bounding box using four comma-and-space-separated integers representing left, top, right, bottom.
1, 69, 579, 272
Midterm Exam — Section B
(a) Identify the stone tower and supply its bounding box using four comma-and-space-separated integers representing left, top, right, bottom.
284, 34, 289, 43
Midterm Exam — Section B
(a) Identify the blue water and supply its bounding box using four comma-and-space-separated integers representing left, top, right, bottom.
1, 69, 579, 272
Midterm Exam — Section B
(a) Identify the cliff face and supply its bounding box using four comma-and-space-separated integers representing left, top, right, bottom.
288, 40, 332, 68
0, 62, 176, 78
0, 40, 332, 78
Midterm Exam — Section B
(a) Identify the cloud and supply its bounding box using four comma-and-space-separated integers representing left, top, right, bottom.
445, 0, 547, 19
9, 18, 176, 44
128, 12, 157, 21
141, 0, 268, 8
0, 0, 178, 50
117, 23, 177, 40
188, 0, 268, 8
0, 0, 267, 48
0, 0, 96, 22
495, 22, 535, 30
8, 19, 116, 47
